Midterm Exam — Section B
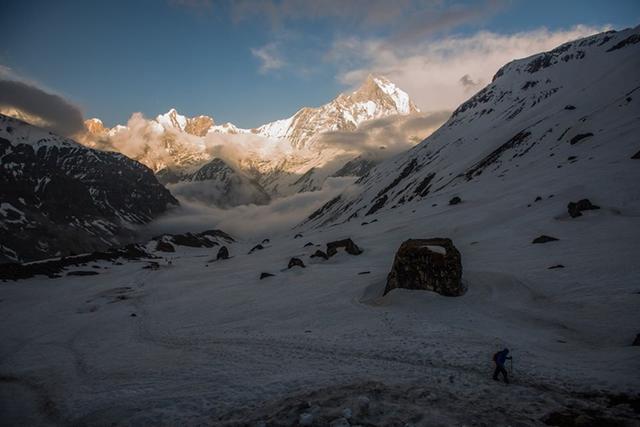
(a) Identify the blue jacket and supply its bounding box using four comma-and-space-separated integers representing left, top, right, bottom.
494, 350, 511, 366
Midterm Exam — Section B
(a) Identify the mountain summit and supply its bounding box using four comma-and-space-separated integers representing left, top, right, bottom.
254, 74, 420, 149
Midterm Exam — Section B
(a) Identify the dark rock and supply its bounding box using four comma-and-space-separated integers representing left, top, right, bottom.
449, 196, 462, 205
326, 239, 363, 257
260, 272, 275, 280
548, 264, 565, 269
532, 235, 559, 244
606, 33, 640, 52
156, 240, 175, 252
633, 334, 640, 346
142, 262, 160, 270
568, 199, 600, 218
154, 229, 233, 248
569, 133, 594, 145
535, 196, 542, 202
262, 238, 270, 244
0, 244, 154, 281
217, 246, 229, 260
564, 105, 576, 110
130, 313, 137, 317
310, 250, 328, 260
384, 238, 465, 297
361, 221, 369, 226
303, 242, 314, 247
294, 233, 303, 239
288, 257, 305, 269
365, 195, 388, 216
631, 150, 640, 159
67, 270, 99, 276
248, 244, 264, 254
358, 271, 371, 275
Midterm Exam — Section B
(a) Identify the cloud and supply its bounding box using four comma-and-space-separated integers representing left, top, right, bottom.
251, 42, 286, 73
0, 79, 85, 137
139, 176, 356, 239
329, 25, 608, 113
231, 0, 501, 33
235, 0, 505, 76
316, 110, 451, 160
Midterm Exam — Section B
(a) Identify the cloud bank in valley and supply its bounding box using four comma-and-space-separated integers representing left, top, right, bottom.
140, 176, 357, 240
316, 110, 451, 160
0, 78, 85, 137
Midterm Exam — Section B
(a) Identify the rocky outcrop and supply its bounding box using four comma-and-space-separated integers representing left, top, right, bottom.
0, 114, 178, 263
310, 250, 329, 260
249, 244, 264, 254
449, 196, 462, 205
568, 199, 600, 218
532, 235, 559, 244
153, 229, 233, 248
288, 257, 305, 268
326, 239, 363, 257
260, 272, 275, 280
217, 246, 229, 260
156, 241, 175, 252
0, 244, 152, 281
384, 238, 465, 297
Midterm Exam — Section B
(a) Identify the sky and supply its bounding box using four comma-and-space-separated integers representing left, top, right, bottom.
1, 0, 639, 129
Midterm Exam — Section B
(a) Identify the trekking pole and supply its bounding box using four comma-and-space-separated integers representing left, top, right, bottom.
510, 358, 513, 375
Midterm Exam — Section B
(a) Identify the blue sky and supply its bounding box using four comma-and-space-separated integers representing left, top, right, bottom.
1, 0, 639, 128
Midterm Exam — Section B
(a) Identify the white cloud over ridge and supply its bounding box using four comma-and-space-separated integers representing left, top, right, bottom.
329, 25, 609, 113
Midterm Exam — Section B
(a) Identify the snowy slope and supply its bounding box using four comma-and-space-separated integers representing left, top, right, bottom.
303, 27, 640, 228
0, 114, 178, 263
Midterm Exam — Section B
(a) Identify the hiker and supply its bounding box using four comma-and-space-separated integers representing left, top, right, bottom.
492, 348, 512, 384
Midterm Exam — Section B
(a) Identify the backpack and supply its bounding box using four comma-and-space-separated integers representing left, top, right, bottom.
492, 352, 498, 362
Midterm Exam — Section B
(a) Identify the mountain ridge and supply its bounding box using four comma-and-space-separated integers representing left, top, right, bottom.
301, 26, 640, 228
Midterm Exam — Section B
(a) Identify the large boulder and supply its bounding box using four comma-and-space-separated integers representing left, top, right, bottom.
326, 238, 363, 257
217, 246, 229, 260
384, 238, 465, 297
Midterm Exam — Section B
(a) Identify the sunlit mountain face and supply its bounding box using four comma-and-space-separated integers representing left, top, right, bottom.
1, 1, 639, 425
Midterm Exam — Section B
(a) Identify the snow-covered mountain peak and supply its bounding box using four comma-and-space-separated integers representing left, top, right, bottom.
254, 74, 420, 149
353, 74, 419, 115
156, 108, 188, 131
84, 118, 106, 136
